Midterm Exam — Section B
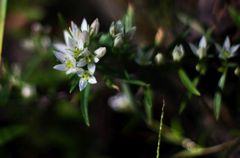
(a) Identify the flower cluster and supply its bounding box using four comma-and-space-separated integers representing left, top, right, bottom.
53, 19, 106, 91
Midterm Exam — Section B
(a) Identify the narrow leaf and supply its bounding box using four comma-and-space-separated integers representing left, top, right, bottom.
178, 69, 201, 96
0, 0, 7, 63
80, 84, 91, 126
0, 125, 26, 145
144, 87, 153, 125
213, 71, 227, 120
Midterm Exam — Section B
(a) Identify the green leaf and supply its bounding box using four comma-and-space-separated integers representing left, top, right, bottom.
123, 4, 134, 32
178, 69, 200, 96
0, 125, 26, 145
228, 6, 240, 28
80, 85, 91, 126
69, 76, 79, 93
144, 87, 153, 125
122, 79, 149, 87
213, 71, 227, 120
0, 0, 7, 63
58, 13, 67, 30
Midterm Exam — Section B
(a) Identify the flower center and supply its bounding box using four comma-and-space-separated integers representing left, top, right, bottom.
85, 55, 93, 64
73, 48, 82, 58
65, 60, 74, 68
81, 71, 90, 80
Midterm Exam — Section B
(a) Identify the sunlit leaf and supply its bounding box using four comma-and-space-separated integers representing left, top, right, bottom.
0, 125, 26, 145
80, 84, 91, 126
178, 69, 200, 96
0, 0, 7, 63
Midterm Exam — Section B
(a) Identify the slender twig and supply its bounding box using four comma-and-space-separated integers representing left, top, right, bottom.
156, 99, 165, 158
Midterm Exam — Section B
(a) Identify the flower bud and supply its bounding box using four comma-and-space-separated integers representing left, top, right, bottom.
155, 53, 164, 65
94, 47, 106, 58
172, 45, 184, 62
90, 18, 100, 36
114, 34, 124, 47
234, 67, 240, 76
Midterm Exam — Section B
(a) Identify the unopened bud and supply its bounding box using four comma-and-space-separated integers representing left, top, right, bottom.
172, 45, 184, 62
114, 34, 124, 47
155, 53, 164, 65
90, 18, 100, 36
94, 47, 106, 58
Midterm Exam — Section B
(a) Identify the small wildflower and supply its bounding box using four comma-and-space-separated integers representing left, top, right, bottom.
189, 36, 207, 59
108, 93, 131, 112
78, 67, 97, 91
155, 53, 164, 65
172, 45, 184, 62
53, 52, 79, 74
216, 36, 240, 59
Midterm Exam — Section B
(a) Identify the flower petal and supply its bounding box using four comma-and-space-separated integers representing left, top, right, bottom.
223, 36, 230, 50
90, 18, 100, 35
66, 68, 77, 75
54, 43, 67, 52
189, 43, 197, 56
88, 64, 96, 75
230, 44, 240, 56
88, 76, 97, 84
94, 47, 106, 58
199, 36, 207, 48
77, 59, 87, 67
53, 64, 66, 71
79, 78, 88, 91
54, 51, 66, 62
81, 18, 88, 31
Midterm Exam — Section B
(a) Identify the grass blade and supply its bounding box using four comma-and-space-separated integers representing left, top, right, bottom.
144, 86, 153, 125
178, 69, 200, 96
0, 0, 7, 63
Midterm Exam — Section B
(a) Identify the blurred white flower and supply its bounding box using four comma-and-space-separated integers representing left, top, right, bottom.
155, 53, 164, 65
189, 36, 207, 59
108, 93, 131, 112
21, 84, 35, 98
216, 36, 240, 59
172, 45, 184, 62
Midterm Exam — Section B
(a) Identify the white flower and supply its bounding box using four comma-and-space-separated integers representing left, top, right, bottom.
80, 18, 100, 36
155, 53, 164, 65
172, 45, 184, 62
189, 36, 207, 59
53, 52, 79, 74
108, 93, 131, 112
77, 47, 106, 70
216, 36, 240, 59
78, 66, 97, 91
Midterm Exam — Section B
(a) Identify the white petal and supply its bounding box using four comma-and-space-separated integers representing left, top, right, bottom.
94, 57, 99, 63
90, 18, 100, 35
88, 64, 96, 75
223, 36, 230, 50
54, 51, 66, 62
230, 44, 240, 56
76, 68, 84, 76
94, 47, 106, 58
54, 43, 67, 52
199, 36, 207, 48
81, 18, 88, 31
88, 76, 97, 84
64, 30, 71, 46
77, 59, 87, 67
66, 68, 77, 75
71, 21, 79, 34
79, 78, 88, 91
53, 64, 66, 71
80, 31, 89, 44
189, 43, 197, 56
